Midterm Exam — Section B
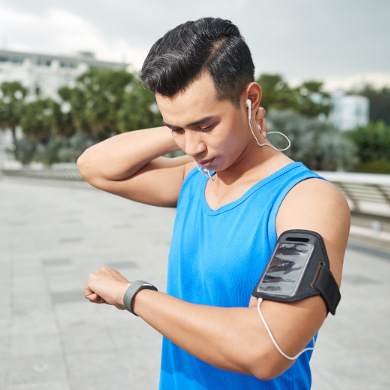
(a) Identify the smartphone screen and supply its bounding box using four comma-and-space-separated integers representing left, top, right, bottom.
255, 242, 314, 297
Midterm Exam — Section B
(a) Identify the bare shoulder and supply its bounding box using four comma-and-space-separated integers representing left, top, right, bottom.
280, 178, 350, 216
276, 178, 350, 285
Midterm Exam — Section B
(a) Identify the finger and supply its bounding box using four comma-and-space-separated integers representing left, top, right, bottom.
255, 108, 264, 129
261, 122, 268, 138
85, 291, 105, 304
256, 107, 266, 121
256, 107, 268, 138
85, 282, 103, 302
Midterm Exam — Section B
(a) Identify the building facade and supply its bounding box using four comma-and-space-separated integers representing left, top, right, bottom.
329, 91, 370, 131
0, 49, 126, 100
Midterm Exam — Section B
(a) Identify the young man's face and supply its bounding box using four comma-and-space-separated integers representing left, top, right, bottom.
156, 71, 254, 173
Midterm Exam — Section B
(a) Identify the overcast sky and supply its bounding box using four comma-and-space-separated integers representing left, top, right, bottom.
1, 0, 389, 90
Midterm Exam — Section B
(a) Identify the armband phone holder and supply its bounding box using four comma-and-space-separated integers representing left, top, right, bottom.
252, 230, 340, 315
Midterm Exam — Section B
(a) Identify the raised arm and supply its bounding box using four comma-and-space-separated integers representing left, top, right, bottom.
77, 126, 193, 207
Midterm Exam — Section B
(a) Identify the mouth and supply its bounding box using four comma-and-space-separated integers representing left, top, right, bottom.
197, 158, 215, 168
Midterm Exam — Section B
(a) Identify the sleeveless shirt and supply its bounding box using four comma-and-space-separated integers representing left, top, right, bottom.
159, 162, 323, 389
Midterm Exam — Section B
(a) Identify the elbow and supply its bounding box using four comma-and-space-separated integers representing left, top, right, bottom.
77, 149, 95, 183
250, 362, 286, 382
222, 321, 292, 381
76, 153, 88, 180
245, 345, 292, 381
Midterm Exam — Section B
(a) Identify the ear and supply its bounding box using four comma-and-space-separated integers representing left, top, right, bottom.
243, 82, 262, 118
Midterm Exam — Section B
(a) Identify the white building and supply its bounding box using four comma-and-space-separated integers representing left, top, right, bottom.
0, 49, 127, 100
329, 91, 370, 131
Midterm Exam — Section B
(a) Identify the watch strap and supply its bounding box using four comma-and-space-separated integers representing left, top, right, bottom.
123, 280, 158, 316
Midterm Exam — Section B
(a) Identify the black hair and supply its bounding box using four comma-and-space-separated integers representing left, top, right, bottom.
139, 17, 255, 107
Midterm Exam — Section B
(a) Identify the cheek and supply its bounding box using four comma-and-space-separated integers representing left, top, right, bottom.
211, 128, 244, 165
218, 122, 246, 151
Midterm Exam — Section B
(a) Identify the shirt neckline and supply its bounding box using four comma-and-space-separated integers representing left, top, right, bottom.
200, 162, 303, 215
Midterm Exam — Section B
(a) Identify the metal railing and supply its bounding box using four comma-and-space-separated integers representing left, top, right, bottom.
1, 165, 83, 181
319, 171, 390, 220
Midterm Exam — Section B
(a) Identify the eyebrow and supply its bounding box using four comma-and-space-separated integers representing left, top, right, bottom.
163, 116, 214, 129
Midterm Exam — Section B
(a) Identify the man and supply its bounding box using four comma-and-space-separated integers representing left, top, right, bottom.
79, 17, 350, 389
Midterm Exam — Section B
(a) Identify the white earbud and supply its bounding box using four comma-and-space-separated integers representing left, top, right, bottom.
245, 98, 291, 152
246, 99, 251, 120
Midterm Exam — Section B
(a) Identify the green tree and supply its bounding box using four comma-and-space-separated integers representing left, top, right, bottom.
50, 99, 76, 139
58, 68, 135, 139
20, 98, 59, 142
294, 81, 332, 118
353, 85, 390, 125
17, 97, 77, 165
267, 109, 356, 171
0, 81, 28, 151
118, 82, 162, 132
256, 74, 332, 118
256, 74, 298, 112
348, 121, 390, 173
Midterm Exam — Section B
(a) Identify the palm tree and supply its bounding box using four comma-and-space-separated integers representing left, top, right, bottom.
0, 81, 28, 154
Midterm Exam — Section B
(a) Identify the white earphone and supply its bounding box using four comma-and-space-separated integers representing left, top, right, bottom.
246, 98, 252, 120
245, 98, 291, 152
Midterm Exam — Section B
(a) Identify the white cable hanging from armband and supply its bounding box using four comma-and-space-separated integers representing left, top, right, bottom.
256, 298, 316, 361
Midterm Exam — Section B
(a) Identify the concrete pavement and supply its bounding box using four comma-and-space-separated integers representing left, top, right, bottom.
0, 177, 389, 389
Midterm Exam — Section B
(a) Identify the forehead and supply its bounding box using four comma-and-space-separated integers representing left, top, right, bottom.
156, 72, 234, 126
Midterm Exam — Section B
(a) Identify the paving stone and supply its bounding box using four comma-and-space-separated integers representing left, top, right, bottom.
6, 355, 67, 386
0, 359, 7, 390
66, 351, 131, 390
9, 334, 62, 358
7, 381, 71, 390
61, 323, 115, 354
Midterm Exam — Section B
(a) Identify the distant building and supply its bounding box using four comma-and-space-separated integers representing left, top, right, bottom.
0, 49, 127, 100
329, 91, 370, 131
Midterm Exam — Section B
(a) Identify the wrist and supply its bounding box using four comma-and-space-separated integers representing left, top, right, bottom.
161, 126, 181, 154
123, 280, 158, 316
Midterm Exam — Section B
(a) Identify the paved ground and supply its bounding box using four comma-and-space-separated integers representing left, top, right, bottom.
0, 177, 389, 390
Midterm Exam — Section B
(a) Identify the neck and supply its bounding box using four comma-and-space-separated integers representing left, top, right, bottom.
216, 140, 286, 186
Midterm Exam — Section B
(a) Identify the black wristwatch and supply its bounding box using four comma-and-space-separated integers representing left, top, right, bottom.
123, 280, 158, 316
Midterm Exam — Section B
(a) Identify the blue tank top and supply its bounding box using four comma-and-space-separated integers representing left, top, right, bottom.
160, 162, 322, 389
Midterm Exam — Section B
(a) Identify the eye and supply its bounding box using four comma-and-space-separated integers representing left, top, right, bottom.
171, 128, 184, 134
199, 124, 214, 132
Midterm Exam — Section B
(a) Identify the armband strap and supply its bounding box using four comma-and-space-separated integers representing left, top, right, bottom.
312, 264, 340, 315
123, 280, 158, 316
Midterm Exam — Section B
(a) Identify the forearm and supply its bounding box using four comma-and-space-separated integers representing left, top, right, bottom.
133, 289, 286, 379
85, 268, 325, 380
77, 126, 179, 182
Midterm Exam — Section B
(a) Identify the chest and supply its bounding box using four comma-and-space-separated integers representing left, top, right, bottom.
168, 195, 275, 306
204, 178, 259, 210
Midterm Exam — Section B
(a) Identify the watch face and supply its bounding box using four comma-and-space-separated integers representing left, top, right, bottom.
255, 242, 314, 298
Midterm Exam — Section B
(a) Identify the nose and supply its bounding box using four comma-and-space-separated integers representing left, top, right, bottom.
183, 130, 206, 158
